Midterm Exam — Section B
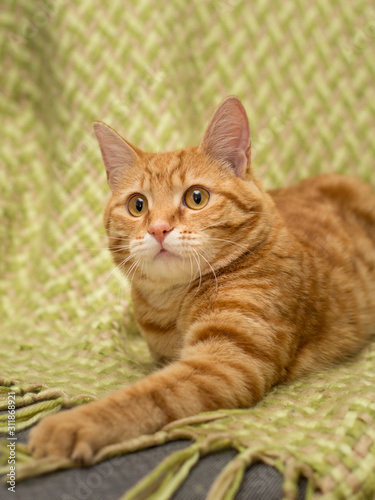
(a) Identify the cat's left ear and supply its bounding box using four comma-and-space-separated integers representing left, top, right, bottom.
199, 96, 250, 178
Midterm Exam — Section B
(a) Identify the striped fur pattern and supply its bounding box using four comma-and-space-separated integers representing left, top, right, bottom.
29, 97, 375, 463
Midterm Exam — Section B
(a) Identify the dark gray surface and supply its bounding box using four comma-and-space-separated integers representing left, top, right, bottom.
1, 427, 307, 499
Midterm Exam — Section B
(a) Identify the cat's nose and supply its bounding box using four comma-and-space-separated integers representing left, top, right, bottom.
148, 221, 174, 244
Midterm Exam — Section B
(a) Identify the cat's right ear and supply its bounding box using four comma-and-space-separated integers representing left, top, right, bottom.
93, 122, 139, 191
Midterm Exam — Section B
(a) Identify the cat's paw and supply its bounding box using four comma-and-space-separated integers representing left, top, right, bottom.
28, 405, 111, 464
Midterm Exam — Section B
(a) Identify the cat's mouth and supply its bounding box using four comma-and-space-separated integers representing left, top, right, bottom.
155, 247, 182, 260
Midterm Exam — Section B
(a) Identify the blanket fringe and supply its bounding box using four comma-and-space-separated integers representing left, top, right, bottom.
0, 381, 95, 433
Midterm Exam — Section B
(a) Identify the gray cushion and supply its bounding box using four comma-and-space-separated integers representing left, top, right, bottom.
1, 427, 307, 500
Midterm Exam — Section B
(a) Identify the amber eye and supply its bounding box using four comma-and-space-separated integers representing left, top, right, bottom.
127, 194, 148, 217
184, 187, 210, 210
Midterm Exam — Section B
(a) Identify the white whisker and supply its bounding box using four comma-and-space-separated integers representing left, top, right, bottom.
198, 251, 218, 295
191, 249, 202, 294
207, 237, 250, 253
101, 254, 134, 286
184, 253, 195, 293
101, 249, 130, 256
124, 259, 139, 281
127, 259, 141, 284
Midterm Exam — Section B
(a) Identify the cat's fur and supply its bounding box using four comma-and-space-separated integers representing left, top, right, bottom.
29, 97, 375, 463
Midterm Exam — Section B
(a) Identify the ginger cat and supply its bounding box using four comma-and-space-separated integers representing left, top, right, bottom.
29, 97, 375, 463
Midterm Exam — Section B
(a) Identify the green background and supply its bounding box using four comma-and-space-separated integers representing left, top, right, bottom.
1, 1, 375, 498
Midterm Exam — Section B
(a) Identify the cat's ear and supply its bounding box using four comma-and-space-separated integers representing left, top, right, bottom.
199, 96, 250, 178
93, 121, 139, 190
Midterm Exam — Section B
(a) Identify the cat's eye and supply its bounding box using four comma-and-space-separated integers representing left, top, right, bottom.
127, 194, 148, 217
184, 187, 210, 210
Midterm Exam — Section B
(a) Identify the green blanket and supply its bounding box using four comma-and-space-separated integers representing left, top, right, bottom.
1, 1, 375, 498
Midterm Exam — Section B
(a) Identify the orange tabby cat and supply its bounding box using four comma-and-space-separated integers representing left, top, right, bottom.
29, 97, 375, 463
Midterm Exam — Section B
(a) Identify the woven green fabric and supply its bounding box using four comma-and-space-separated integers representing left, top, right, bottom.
1, 0, 375, 498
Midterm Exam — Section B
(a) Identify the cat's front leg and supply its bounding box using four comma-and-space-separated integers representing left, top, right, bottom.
28, 381, 169, 464
28, 400, 128, 463
29, 333, 276, 463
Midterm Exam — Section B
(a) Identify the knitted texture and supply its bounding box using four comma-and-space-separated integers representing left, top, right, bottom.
1, 1, 375, 498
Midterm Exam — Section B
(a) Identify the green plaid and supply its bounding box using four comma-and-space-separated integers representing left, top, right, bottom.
1, 0, 375, 498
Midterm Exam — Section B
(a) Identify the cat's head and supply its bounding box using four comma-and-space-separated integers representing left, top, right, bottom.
94, 97, 271, 286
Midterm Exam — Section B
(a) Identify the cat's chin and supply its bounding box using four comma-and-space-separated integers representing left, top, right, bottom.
142, 252, 194, 285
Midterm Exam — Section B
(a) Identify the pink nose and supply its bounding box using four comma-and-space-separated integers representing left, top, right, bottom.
148, 222, 173, 244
